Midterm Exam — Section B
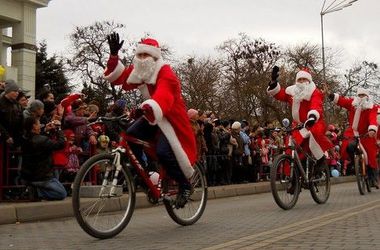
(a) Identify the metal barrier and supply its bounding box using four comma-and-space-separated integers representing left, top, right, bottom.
0, 142, 97, 201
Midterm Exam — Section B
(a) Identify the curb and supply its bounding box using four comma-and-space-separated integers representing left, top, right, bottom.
0, 176, 356, 225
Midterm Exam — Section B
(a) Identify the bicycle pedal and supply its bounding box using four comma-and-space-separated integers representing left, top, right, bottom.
163, 195, 175, 205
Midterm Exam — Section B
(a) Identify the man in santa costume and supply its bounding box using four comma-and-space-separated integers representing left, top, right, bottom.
103, 33, 197, 208
327, 88, 378, 188
267, 66, 333, 169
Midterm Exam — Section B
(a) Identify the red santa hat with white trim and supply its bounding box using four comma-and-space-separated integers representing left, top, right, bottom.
296, 67, 312, 83
135, 38, 162, 59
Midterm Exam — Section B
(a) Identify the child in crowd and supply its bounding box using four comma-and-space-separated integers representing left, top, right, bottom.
97, 135, 110, 154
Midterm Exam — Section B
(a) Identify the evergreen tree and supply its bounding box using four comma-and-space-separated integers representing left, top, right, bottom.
36, 41, 72, 101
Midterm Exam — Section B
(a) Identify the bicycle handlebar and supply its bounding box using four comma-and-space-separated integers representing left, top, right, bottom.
88, 114, 129, 126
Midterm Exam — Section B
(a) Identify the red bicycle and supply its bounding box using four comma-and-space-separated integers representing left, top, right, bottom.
72, 114, 207, 239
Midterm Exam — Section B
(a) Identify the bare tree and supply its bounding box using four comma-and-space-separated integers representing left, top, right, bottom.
175, 56, 221, 113
65, 20, 146, 114
341, 61, 380, 101
217, 33, 282, 123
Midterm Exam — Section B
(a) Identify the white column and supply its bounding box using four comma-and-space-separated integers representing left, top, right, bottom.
11, 3, 37, 97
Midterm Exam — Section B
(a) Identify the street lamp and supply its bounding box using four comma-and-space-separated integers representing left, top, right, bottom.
320, 0, 359, 82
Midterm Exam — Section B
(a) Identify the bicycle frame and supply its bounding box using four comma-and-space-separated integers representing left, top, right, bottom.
352, 136, 367, 176
285, 133, 316, 184
94, 120, 171, 201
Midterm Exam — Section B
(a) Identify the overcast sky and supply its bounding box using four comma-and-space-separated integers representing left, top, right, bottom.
36, 0, 380, 71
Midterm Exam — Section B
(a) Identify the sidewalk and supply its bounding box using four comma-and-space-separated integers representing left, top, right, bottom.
0, 176, 355, 225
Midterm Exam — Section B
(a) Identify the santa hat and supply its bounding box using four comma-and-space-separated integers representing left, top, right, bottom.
296, 67, 312, 83
357, 87, 369, 97
135, 38, 161, 59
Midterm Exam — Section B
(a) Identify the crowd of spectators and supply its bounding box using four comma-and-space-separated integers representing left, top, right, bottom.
0, 79, 378, 201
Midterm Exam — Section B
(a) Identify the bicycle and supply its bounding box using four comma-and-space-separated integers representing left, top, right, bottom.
270, 118, 331, 210
72, 114, 208, 239
347, 134, 372, 195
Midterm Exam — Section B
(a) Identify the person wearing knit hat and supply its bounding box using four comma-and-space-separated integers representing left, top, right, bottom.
4, 79, 21, 95
104, 32, 197, 208
326, 85, 378, 188
0, 79, 23, 145
266, 66, 333, 168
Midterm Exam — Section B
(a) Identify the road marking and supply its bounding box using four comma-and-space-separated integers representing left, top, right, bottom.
202, 199, 380, 250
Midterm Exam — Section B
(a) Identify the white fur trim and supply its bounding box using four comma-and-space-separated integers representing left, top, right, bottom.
127, 58, 165, 84
157, 118, 195, 179
352, 107, 361, 132
291, 100, 301, 123
136, 44, 161, 59
352, 97, 374, 110
296, 70, 312, 82
309, 133, 325, 160
104, 61, 125, 82
299, 128, 310, 138
368, 125, 378, 132
285, 81, 316, 101
267, 83, 280, 96
333, 93, 339, 104
357, 87, 369, 97
307, 110, 320, 121
138, 84, 151, 99
141, 99, 163, 125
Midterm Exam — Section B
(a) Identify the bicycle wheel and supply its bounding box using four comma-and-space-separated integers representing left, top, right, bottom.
163, 162, 207, 226
310, 162, 330, 204
270, 154, 300, 210
365, 176, 372, 193
365, 164, 372, 193
72, 153, 136, 239
354, 155, 366, 195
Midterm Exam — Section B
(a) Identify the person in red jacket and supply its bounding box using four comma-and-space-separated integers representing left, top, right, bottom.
103, 33, 197, 208
327, 88, 378, 188
267, 66, 333, 167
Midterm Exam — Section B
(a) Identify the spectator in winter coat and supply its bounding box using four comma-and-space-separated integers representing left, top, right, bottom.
23, 100, 44, 120
231, 121, 244, 183
188, 108, 207, 162
63, 99, 97, 160
216, 120, 233, 184
21, 116, 67, 200
0, 80, 23, 146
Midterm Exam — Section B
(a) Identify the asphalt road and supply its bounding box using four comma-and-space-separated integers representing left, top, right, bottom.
0, 182, 379, 250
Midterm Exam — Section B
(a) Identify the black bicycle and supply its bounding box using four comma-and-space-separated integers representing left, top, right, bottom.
270, 118, 331, 210
349, 135, 372, 195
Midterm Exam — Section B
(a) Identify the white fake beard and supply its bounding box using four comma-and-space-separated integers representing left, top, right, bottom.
352, 96, 372, 109
293, 82, 309, 101
133, 56, 156, 82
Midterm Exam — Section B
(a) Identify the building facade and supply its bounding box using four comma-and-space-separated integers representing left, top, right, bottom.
0, 0, 51, 97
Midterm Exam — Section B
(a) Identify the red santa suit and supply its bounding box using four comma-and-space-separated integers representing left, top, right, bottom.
103, 39, 196, 178
333, 89, 378, 169
267, 69, 333, 160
